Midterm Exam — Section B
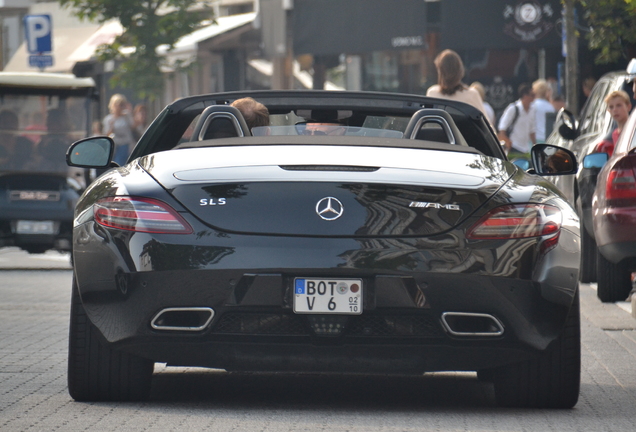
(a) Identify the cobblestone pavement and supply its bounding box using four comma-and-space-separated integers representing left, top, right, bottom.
0, 268, 634, 432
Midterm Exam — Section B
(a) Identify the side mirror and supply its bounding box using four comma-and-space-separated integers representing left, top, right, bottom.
583, 152, 609, 169
531, 144, 577, 175
66, 136, 114, 168
557, 109, 578, 140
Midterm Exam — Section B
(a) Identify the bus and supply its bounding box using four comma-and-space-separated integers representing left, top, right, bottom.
0, 72, 97, 255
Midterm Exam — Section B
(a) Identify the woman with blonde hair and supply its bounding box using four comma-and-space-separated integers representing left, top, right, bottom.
102, 93, 135, 165
426, 50, 491, 123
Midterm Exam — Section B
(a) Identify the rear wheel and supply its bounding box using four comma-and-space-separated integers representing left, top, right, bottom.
596, 251, 632, 303
579, 225, 597, 283
67, 278, 153, 401
493, 292, 580, 408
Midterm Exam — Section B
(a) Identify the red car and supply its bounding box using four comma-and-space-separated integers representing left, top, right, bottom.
589, 106, 636, 302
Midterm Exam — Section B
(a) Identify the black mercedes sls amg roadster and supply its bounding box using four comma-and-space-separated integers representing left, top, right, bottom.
66, 91, 581, 408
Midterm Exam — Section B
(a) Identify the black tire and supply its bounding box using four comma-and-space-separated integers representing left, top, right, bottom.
579, 225, 597, 283
67, 278, 153, 401
596, 251, 632, 303
493, 292, 580, 408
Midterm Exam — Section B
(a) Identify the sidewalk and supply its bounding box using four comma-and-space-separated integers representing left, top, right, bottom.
584, 283, 636, 327
0, 247, 72, 270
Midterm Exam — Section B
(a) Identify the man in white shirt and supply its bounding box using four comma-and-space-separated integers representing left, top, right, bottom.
532, 79, 556, 142
497, 83, 536, 158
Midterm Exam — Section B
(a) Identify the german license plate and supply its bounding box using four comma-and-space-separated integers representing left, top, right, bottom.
15, 220, 56, 235
293, 278, 362, 314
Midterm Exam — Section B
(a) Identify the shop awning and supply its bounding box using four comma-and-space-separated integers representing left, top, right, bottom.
440, 0, 561, 50
292, 0, 428, 56
67, 20, 123, 64
157, 13, 256, 71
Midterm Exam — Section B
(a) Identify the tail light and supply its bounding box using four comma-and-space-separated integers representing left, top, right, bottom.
94, 197, 193, 234
466, 204, 561, 240
606, 156, 636, 202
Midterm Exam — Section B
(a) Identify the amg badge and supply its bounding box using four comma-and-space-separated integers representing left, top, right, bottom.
409, 201, 460, 210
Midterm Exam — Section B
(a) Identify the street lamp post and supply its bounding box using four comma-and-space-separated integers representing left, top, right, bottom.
564, 0, 579, 116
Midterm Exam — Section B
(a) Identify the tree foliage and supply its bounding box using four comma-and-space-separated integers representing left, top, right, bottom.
581, 0, 636, 64
59, 0, 213, 99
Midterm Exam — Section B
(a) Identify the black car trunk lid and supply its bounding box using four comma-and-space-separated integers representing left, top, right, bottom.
141, 146, 515, 237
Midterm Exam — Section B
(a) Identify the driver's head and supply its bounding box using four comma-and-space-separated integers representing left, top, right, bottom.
296, 122, 346, 136
296, 109, 347, 136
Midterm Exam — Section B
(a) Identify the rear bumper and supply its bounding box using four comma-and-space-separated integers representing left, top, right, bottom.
0, 221, 73, 251
593, 206, 636, 263
73, 221, 580, 373
124, 339, 535, 374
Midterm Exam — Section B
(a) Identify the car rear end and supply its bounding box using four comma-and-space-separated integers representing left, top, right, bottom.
0, 172, 77, 253
592, 111, 636, 301
72, 143, 580, 375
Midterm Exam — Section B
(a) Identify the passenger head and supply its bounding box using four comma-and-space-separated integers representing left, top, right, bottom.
434, 49, 465, 95
532, 79, 551, 100
230, 97, 269, 130
296, 109, 346, 136
295, 123, 346, 136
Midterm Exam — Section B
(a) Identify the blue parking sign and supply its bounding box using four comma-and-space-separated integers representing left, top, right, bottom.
24, 15, 52, 54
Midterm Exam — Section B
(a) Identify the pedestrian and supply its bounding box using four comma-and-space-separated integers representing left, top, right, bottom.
594, 90, 632, 157
230, 97, 270, 131
550, 94, 565, 112
102, 94, 135, 165
426, 50, 492, 124
132, 103, 148, 141
497, 83, 536, 159
582, 77, 596, 102
469, 81, 496, 126
531, 79, 556, 143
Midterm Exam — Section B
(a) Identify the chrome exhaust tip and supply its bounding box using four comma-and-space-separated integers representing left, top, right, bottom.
151, 307, 214, 331
441, 312, 504, 337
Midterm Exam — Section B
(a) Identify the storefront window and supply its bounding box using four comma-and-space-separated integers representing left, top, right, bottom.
363, 52, 398, 92
362, 50, 426, 94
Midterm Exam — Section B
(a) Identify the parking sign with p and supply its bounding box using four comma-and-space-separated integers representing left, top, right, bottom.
24, 14, 52, 54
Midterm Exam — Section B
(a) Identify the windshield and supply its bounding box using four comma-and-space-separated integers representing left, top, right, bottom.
0, 94, 91, 176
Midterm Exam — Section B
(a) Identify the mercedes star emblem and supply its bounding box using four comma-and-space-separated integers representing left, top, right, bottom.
316, 197, 344, 221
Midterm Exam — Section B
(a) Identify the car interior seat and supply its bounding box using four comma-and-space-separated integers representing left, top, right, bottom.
190, 105, 251, 141
403, 109, 468, 147
415, 124, 450, 143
